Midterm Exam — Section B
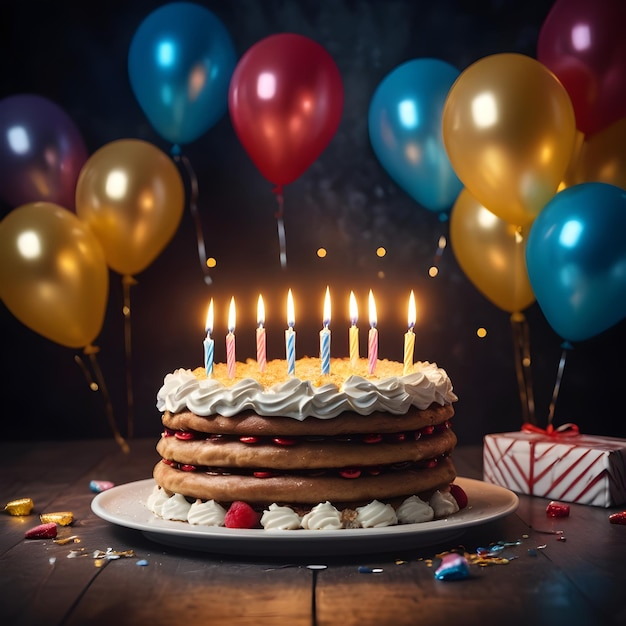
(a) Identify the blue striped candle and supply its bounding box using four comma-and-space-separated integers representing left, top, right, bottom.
203, 299, 214, 377
285, 289, 296, 375
320, 287, 331, 375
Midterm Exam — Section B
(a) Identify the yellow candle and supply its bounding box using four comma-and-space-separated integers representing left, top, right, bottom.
349, 291, 359, 369
403, 290, 416, 375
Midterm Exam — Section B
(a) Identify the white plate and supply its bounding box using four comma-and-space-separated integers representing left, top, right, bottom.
91, 477, 518, 557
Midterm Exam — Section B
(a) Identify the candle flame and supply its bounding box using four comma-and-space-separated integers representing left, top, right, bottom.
349, 291, 358, 325
205, 299, 214, 334
368, 289, 377, 328
323, 286, 331, 327
408, 290, 416, 330
228, 296, 236, 333
287, 289, 295, 328
257, 294, 265, 327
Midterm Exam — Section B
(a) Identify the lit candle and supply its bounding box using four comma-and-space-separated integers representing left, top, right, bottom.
226, 296, 236, 379
256, 295, 267, 373
368, 289, 378, 375
404, 290, 416, 375
320, 286, 331, 375
203, 299, 214, 377
285, 289, 296, 375
349, 291, 359, 369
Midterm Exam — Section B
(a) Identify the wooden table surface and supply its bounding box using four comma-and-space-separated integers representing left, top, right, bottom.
1, 439, 625, 626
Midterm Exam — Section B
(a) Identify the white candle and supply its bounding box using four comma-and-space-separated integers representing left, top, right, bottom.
320, 286, 331, 375
349, 291, 359, 369
367, 289, 378, 375
256, 295, 267, 373
226, 296, 236, 379
285, 289, 296, 375
404, 290, 416, 375
203, 299, 214, 377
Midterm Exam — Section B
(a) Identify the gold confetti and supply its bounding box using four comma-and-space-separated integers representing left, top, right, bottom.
40, 512, 74, 526
4, 498, 34, 516
53, 535, 81, 545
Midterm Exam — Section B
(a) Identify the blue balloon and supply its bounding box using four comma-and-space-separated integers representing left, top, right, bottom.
368, 59, 463, 213
526, 182, 626, 342
128, 2, 237, 145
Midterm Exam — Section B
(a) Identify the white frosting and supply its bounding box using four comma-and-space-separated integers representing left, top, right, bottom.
187, 499, 227, 526
356, 500, 398, 528
260, 503, 302, 530
300, 501, 342, 530
146, 485, 170, 516
156, 359, 457, 420
430, 490, 460, 518
396, 495, 435, 523
160, 493, 192, 521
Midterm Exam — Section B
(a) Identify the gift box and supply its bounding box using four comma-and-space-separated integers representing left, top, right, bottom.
483, 427, 626, 507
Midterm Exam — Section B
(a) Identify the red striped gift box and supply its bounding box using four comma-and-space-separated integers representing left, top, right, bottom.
483, 429, 626, 507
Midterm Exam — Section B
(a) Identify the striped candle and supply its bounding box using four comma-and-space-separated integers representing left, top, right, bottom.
320, 286, 331, 375
285, 289, 296, 375
226, 296, 236, 379
256, 295, 267, 373
349, 291, 359, 369
203, 299, 214, 377
403, 290, 416, 375
367, 290, 378, 375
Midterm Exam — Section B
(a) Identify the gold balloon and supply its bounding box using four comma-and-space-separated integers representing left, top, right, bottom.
75, 139, 185, 276
443, 53, 577, 227
573, 117, 626, 190
0, 202, 109, 348
450, 189, 535, 314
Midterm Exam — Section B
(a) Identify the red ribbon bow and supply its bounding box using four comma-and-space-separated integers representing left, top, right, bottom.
521, 422, 580, 437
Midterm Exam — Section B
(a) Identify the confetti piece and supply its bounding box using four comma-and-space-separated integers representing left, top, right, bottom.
68, 548, 88, 558
25, 522, 57, 539
40, 512, 74, 526
358, 566, 383, 574
546, 501, 570, 518
557, 536, 567, 542
4, 498, 34, 516
136, 559, 149, 566
609, 511, 626, 525
54, 535, 80, 545
49, 557, 57, 565
434, 553, 470, 581
90, 480, 115, 493
92, 548, 135, 560
306, 564, 327, 570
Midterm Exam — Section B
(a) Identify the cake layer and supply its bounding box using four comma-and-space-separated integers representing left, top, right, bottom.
153, 455, 456, 505
161, 404, 454, 437
156, 427, 457, 470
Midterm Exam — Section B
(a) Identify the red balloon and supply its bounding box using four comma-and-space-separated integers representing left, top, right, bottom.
537, 0, 626, 135
228, 34, 343, 189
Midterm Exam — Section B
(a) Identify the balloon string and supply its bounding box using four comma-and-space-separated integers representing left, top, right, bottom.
76, 346, 129, 453
272, 186, 287, 269
547, 342, 572, 427
173, 151, 212, 285
510, 312, 536, 425
122, 275, 137, 439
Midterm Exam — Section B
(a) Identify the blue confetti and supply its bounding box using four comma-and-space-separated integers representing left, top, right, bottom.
358, 566, 383, 574
136, 559, 149, 566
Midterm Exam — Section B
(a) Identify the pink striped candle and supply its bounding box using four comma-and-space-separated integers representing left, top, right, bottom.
226, 296, 236, 379
367, 290, 378, 375
256, 295, 267, 373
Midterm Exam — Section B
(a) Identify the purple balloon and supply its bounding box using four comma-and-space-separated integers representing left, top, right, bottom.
0, 94, 88, 213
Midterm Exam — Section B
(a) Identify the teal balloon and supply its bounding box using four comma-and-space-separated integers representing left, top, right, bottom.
368, 58, 463, 213
526, 182, 626, 341
128, 2, 237, 145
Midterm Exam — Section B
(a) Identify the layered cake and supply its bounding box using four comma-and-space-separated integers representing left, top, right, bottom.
149, 357, 463, 529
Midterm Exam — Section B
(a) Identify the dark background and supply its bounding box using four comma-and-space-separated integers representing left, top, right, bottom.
1, 0, 624, 445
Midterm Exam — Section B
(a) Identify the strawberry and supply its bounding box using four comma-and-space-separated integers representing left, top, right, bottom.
25, 522, 57, 539
449, 483, 468, 509
224, 501, 260, 529
546, 501, 570, 518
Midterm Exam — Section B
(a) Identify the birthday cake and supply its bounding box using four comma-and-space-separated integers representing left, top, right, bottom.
149, 357, 463, 529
